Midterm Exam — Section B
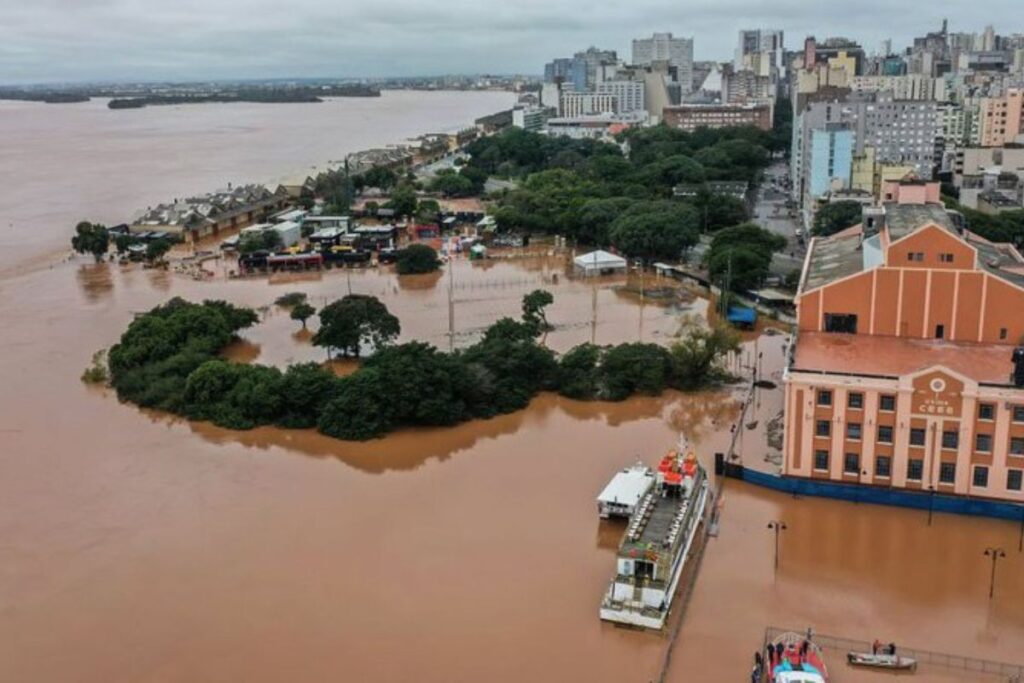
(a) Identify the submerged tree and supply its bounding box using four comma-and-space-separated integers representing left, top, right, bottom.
395, 243, 440, 275
312, 294, 400, 357
290, 302, 316, 329
521, 289, 554, 332
71, 221, 110, 262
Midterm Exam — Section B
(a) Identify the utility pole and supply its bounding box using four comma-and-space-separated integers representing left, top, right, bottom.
767, 520, 787, 572
590, 284, 598, 345
984, 547, 1006, 599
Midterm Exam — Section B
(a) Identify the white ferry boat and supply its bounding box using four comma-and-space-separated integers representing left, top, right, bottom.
599, 447, 709, 630
596, 463, 655, 519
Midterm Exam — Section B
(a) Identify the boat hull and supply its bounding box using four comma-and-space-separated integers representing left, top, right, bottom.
847, 652, 917, 671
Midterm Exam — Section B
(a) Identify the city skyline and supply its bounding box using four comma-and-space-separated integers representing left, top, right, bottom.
1, 0, 1020, 84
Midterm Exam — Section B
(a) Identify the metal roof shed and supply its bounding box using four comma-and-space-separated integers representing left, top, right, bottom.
573, 250, 627, 276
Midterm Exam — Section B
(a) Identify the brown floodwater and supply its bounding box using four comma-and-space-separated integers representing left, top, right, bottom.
2, 96, 1024, 683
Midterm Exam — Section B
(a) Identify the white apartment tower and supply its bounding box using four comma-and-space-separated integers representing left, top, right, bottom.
632, 33, 694, 93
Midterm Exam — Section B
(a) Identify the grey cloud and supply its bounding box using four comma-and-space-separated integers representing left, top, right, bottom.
0, 0, 1018, 83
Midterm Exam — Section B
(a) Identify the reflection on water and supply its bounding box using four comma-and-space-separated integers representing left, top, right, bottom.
396, 269, 443, 290
75, 262, 113, 302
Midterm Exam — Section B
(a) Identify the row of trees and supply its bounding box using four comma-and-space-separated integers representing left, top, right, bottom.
473, 126, 772, 262
106, 294, 740, 440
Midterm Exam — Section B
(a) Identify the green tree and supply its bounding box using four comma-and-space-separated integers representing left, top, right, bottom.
290, 302, 316, 329
521, 289, 554, 332
416, 198, 441, 223
599, 343, 675, 401
362, 342, 473, 426
317, 368, 393, 440
146, 238, 172, 262
312, 294, 401, 357
387, 183, 418, 218
710, 223, 786, 256
670, 323, 740, 389
361, 166, 398, 190
557, 343, 601, 399
114, 233, 140, 254
395, 243, 440, 274
609, 202, 700, 262
707, 245, 772, 292
430, 169, 475, 197
277, 363, 342, 429
813, 201, 864, 236
71, 221, 110, 262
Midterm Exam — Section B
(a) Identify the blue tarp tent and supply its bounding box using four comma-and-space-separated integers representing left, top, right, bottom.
727, 306, 757, 329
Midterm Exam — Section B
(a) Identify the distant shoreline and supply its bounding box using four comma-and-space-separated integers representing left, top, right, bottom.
0, 84, 383, 107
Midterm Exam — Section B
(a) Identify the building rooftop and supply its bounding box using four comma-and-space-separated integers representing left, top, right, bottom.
792, 331, 1018, 385
802, 225, 865, 291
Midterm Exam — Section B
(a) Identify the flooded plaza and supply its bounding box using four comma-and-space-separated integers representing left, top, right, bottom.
1, 98, 1023, 683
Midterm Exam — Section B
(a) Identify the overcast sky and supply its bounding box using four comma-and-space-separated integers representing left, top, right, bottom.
0, 0, 1017, 84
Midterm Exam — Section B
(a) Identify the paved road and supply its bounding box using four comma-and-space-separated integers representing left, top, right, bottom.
755, 161, 806, 277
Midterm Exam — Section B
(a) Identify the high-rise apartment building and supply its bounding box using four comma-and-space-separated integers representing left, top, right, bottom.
632, 33, 694, 93
735, 29, 784, 72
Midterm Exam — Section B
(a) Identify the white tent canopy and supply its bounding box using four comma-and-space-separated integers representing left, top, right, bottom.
574, 249, 627, 275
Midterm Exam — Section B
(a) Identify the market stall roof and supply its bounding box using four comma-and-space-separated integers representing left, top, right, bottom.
573, 249, 627, 270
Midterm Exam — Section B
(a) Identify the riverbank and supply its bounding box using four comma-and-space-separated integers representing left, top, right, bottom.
0, 90, 516, 279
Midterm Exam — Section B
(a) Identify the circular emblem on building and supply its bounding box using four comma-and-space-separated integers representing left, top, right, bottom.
929, 378, 946, 393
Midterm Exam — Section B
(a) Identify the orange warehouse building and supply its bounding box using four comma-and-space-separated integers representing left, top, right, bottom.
783, 202, 1024, 502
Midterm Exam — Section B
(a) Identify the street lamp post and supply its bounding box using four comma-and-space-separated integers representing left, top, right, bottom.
927, 485, 935, 526
984, 547, 1006, 599
767, 520, 787, 572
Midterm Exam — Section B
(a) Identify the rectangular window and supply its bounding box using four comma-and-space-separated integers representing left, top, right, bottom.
939, 462, 956, 484
844, 453, 860, 474
1010, 437, 1024, 456
814, 450, 829, 471
1013, 406, 1024, 423
816, 420, 831, 438
847, 423, 862, 440
875, 455, 892, 477
817, 390, 832, 406
848, 392, 864, 409
978, 403, 995, 420
940, 253, 954, 263
907, 459, 924, 481
823, 313, 858, 334
976, 433, 992, 453
1008, 469, 1023, 491
942, 431, 959, 450
973, 465, 989, 487
910, 428, 926, 446
877, 425, 894, 444
907, 252, 924, 262
935, 324, 945, 339
879, 394, 896, 412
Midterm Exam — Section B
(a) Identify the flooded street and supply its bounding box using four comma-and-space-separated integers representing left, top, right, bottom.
1, 97, 1023, 683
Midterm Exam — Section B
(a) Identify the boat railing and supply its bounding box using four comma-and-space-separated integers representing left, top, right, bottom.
764, 626, 1024, 679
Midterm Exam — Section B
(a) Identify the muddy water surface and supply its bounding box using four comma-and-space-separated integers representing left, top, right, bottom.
2, 98, 1023, 683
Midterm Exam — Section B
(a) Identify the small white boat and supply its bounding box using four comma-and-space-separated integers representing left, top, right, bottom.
847, 651, 917, 672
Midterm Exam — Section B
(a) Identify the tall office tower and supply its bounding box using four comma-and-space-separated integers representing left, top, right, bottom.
735, 29, 785, 71
632, 32, 694, 93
